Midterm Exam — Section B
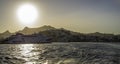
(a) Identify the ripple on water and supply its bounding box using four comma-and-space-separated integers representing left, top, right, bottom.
0, 43, 120, 64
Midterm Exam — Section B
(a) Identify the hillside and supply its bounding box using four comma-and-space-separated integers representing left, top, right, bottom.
37, 29, 120, 42
0, 25, 120, 43
0, 30, 14, 39
18, 25, 56, 35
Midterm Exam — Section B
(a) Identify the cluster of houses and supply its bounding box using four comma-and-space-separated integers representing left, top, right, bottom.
4, 33, 51, 43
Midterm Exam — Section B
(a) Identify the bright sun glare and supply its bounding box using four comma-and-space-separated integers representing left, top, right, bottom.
17, 4, 38, 26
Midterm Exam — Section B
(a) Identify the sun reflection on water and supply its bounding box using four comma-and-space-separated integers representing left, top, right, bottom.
18, 44, 42, 64
19, 44, 34, 57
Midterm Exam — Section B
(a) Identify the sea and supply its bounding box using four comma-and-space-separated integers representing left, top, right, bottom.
0, 42, 120, 64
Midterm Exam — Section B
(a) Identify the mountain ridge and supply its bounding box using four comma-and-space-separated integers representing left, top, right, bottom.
0, 30, 13, 39
18, 25, 56, 35
0, 25, 120, 42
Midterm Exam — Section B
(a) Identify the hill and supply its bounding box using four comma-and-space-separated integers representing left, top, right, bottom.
0, 30, 14, 39
37, 29, 120, 42
18, 25, 56, 35
0, 25, 120, 43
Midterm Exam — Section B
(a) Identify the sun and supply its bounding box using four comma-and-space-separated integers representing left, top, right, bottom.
17, 4, 38, 26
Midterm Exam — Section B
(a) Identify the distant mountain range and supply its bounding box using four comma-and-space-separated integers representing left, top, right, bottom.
0, 30, 13, 39
18, 25, 56, 35
0, 25, 55, 39
0, 25, 120, 43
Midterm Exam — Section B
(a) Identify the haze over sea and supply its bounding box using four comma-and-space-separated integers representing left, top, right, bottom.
0, 42, 120, 64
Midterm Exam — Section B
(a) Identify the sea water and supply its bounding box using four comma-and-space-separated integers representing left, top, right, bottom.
0, 42, 120, 64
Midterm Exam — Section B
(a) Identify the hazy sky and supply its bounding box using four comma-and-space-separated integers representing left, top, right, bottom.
0, 0, 120, 34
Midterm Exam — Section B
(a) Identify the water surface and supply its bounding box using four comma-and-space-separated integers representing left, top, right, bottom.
0, 42, 120, 64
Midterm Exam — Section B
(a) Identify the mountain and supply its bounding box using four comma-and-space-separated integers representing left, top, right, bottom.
1, 25, 120, 43
0, 30, 13, 39
88, 32, 114, 37
18, 25, 56, 35
35, 29, 120, 42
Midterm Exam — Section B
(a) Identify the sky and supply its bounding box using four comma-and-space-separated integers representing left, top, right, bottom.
0, 0, 120, 34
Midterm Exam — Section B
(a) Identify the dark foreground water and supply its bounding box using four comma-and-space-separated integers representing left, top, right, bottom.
0, 42, 120, 64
